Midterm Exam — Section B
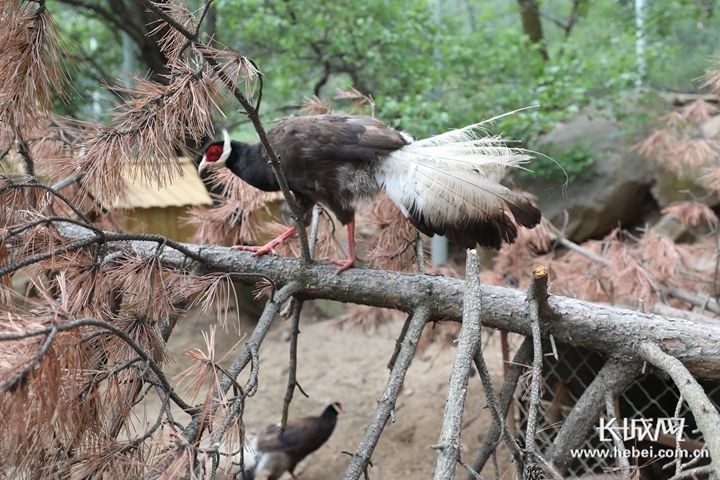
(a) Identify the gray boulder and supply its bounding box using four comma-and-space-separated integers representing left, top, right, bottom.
525, 108, 654, 243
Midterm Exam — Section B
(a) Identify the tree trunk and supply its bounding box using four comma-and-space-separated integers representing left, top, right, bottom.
517, 0, 548, 60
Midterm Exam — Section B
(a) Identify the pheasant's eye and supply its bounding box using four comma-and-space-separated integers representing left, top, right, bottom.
205, 144, 224, 162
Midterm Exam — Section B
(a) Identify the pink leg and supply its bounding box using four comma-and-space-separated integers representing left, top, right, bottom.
233, 226, 297, 256
326, 220, 357, 274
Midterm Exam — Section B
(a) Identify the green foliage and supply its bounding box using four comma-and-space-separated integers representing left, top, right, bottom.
217, 0, 438, 111
48, 0, 123, 119
529, 141, 598, 183
47, 0, 720, 178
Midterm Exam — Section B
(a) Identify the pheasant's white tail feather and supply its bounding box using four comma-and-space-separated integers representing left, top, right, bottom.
241, 435, 259, 480
375, 121, 541, 249
410, 122, 494, 148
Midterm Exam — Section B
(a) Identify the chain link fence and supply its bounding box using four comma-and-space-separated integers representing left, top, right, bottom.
513, 343, 719, 478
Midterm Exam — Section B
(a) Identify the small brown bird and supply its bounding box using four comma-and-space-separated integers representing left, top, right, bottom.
198, 114, 541, 272
244, 402, 342, 480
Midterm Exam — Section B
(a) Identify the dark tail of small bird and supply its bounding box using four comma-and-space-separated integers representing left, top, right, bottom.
375, 120, 541, 249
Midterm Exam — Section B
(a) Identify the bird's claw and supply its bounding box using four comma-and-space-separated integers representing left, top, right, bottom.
233, 244, 276, 256
325, 257, 356, 274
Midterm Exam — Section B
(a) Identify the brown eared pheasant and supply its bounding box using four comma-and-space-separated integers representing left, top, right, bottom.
198, 114, 541, 272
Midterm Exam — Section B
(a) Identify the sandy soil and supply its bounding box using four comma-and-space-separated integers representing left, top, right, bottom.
151, 300, 511, 480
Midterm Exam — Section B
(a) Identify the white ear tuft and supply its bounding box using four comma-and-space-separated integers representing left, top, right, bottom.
219, 129, 232, 165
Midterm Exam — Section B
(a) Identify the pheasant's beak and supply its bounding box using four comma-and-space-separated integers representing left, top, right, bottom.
198, 156, 208, 175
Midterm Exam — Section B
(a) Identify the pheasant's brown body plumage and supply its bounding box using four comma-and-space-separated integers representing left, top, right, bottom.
244, 403, 341, 480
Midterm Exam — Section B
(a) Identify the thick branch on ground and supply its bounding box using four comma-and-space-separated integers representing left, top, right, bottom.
433, 250, 483, 480
653, 303, 720, 326
638, 342, 720, 477
37, 224, 720, 382
662, 286, 720, 315
552, 233, 720, 314
548, 356, 642, 472
342, 303, 431, 480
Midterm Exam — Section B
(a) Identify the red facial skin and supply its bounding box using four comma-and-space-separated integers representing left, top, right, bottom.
205, 144, 223, 162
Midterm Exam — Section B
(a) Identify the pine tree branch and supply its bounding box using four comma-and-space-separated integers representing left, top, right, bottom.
551, 232, 720, 314
145, 282, 296, 478
179, 282, 298, 444
0, 317, 194, 413
137, 0, 312, 263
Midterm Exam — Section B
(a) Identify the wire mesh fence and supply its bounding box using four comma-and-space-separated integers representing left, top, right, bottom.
513, 343, 720, 478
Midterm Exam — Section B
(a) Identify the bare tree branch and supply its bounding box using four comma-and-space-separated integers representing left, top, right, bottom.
550, 233, 609, 266
58, 0, 139, 37
14, 128, 34, 177
540, 0, 583, 38
669, 465, 715, 480
26, 222, 720, 383
524, 266, 549, 454
280, 204, 323, 428
605, 391, 632, 479
342, 303, 431, 480
50, 172, 82, 191
466, 337, 533, 479
433, 249, 483, 479
281, 299, 309, 431
638, 342, 720, 477
548, 357, 642, 472
663, 286, 720, 315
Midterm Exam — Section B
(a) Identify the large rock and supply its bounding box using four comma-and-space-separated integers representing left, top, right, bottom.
526, 109, 655, 242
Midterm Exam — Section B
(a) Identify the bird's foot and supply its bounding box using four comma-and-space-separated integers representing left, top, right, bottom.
325, 256, 356, 274
232, 227, 297, 257
232, 244, 275, 256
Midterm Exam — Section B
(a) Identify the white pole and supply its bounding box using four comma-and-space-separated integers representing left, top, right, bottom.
89, 37, 101, 119
635, 0, 646, 90
430, 0, 449, 267
122, 32, 136, 87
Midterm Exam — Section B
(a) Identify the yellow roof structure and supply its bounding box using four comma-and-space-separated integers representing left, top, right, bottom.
112, 157, 212, 210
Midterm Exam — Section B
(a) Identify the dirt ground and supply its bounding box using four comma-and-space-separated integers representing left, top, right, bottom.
152, 300, 513, 479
